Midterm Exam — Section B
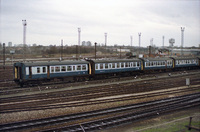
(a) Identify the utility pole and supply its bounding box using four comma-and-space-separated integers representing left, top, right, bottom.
130, 36, 133, 47
94, 42, 97, 60
138, 33, 141, 55
150, 38, 153, 46
22, 20, 27, 62
78, 27, 81, 59
149, 45, 152, 57
181, 27, 185, 56
60, 39, 63, 61
120, 46, 121, 59
162, 36, 165, 48
76, 45, 78, 60
3, 43, 5, 69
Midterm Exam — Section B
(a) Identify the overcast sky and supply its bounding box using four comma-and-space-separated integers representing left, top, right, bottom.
0, 0, 200, 47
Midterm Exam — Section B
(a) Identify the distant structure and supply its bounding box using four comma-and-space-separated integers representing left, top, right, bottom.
150, 38, 153, 46
130, 36, 133, 46
78, 27, 81, 58
138, 32, 141, 54
22, 20, 27, 62
181, 27, 185, 55
8, 42, 12, 47
169, 38, 175, 47
78, 28, 81, 46
169, 38, 175, 56
162, 36, 165, 48
105, 33, 107, 47
60, 39, 63, 61
82, 41, 92, 46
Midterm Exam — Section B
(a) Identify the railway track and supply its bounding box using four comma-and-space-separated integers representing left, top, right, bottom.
0, 73, 199, 113
0, 93, 199, 132
1, 69, 199, 94
1, 71, 199, 99
0, 85, 199, 113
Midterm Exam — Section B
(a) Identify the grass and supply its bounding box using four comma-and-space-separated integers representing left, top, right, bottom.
133, 114, 200, 132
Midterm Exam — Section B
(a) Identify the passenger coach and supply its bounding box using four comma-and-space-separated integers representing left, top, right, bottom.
171, 57, 199, 69
87, 59, 143, 76
14, 60, 91, 86
140, 57, 173, 71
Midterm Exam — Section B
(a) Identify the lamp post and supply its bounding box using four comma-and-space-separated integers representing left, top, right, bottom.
138, 32, 141, 55
78, 27, 81, 59
22, 20, 27, 62
181, 27, 185, 56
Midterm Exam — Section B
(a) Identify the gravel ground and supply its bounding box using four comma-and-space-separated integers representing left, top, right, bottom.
0, 86, 198, 124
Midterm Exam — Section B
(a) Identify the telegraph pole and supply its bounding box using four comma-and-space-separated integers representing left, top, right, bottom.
78, 27, 81, 59
138, 33, 141, 54
60, 39, 63, 61
22, 20, 27, 62
162, 36, 165, 48
181, 27, 185, 56
94, 42, 97, 60
120, 46, 121, 59
3, 43, 5, 69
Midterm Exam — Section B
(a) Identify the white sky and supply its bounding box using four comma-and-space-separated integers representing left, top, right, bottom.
0, 0, 200, 47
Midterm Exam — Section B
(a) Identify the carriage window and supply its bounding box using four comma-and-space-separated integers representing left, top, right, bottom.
37, 67, 40, 73
82, 65, 86, 70
67, 66, 72, 71
108, 63, 112, 69
137, 62, 140, 67
121, 63, 124, 68
55, 66, 60, 72
73, 66, 76, 71
61, 66, 66, 71
77, 65, 81, 71
125, 62, 129, 67
117, 63, 120, 68
99, 64, 103, 69
95, 64, 98, 70
130, 62, 133, 67
51, 67, 54, 73
43, 67, 46, 73
112, 63, 115, 68
105, 64, 108, 69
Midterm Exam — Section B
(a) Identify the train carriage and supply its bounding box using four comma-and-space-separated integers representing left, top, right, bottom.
140, 57, 173, 70
14, 60, 91, 86
87, 59, 143, 76
171, 57, 199, 69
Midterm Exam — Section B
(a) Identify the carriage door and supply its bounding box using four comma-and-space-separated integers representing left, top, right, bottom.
47, 66, 50, 79
18, 66, 22, 80
14, 66, 18, 79
29, 67, 32, 79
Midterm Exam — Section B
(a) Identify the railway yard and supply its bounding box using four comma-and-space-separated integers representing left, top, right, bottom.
0, 65, 200, 131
